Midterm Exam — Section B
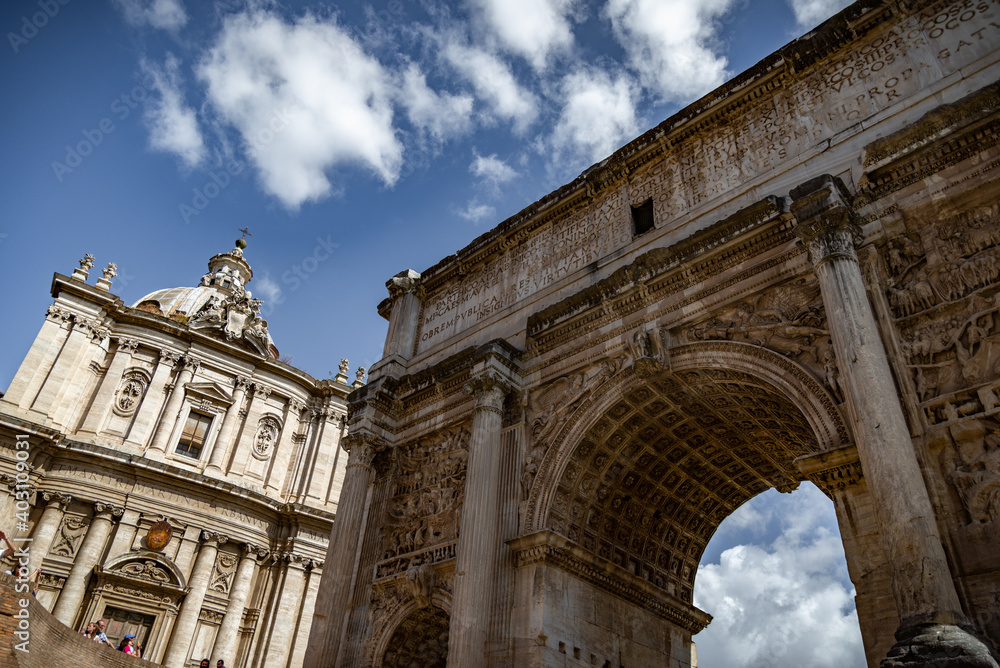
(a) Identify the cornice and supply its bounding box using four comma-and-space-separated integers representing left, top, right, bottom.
508, 530, 712, 634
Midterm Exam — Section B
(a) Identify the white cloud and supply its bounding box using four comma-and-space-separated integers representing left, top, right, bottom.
550, 67, 639, 165
142, 55, 205, 168
399, 63, 475, 143
694, 484, 866, 668
605, 0, 734, 102
114, 0, 187, 31
198, 11, 403, 209
470, 150, 517, 188
468, 0, 577, 70
787, 0, 854, 29
443, 42, 539, 133
253, 272, 282, 305
455, 198, 495, 223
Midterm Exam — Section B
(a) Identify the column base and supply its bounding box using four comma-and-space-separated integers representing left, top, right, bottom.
881, 624, 999, 668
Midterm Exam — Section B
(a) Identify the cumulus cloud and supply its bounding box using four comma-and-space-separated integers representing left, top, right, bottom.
443, 42, 539, 133
253, 272, 282, 305
141, 55, 205, 168
399, 63, 475, 143
787, 0, 854, 29
114, 0, 187, 31
198, 11, 403, 209
605, 0, 734, 102
470, 150, 517, 189
455, 198, 495, 223
550, 67, 639, 165
694, 484, 866, 668
468, 0, 577, 70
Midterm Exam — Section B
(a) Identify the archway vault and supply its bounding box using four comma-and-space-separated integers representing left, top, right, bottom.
528, 342, 851, 605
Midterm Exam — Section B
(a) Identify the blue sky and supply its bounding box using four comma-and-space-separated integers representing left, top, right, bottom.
1, 0, 866, 664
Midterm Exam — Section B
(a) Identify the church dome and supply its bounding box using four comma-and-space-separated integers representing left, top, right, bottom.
132, 237, 279, 359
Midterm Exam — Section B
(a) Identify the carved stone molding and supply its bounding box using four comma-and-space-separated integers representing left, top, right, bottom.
795, 444, 864, 496
41, 491, 72, 508
201, 531, 229, 547
210, 552, 239, 593
234, 375, 253, 391
160, 350, 182, 366
342, 432, 388, 469
45, 304, 74, 324
93, 502, 125, 522
181, 357, 201, 374
509, 530, 712, 634
463, 372, 510, 413
790, 175, 863, 267
386, 269, 423, 301
50, 515, 89, 558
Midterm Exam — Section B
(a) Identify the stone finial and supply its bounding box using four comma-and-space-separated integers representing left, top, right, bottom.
335, 358, 350, 383
72, 254, 95, 281
353, 366, 367, 388
95, 262, 118, 292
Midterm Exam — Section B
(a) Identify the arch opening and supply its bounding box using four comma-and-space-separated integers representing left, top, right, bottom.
380, 605, 449, 668
544, 366, 823, 604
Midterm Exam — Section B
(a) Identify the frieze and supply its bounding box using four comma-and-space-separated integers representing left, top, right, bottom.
942, 417, 1000, 524
379, 426, 469, 563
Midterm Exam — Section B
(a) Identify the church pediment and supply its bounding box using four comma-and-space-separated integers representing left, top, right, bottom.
185, 382, 235, 406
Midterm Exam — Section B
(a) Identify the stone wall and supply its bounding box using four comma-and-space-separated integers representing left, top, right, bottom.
0, 576, 160, 668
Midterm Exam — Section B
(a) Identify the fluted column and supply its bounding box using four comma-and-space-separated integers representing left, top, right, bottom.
125, 350, 181, 449
52, 502, 123, 624
79, 338, 140, 435
27, 492, 72, 573
791, 175, 997, 667
448, 372, 510, 667
163, 531, 227, 668
264, 554, 307, 668
290, 560, 322, 668
206, 375, 252, 473
305, 434, 384, 667
149, 357, 200, 454
211, 542, 264, 665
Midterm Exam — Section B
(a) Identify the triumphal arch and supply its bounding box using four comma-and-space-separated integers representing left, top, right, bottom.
307, 1, 1000, 665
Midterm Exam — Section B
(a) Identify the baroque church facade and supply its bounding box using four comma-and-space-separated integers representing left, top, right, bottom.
305, 1, 1000, 667
0, 240, 361, 667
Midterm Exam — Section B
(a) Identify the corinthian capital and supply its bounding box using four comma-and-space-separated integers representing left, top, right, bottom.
790, 175, 863, 266
342, 432, 388, 469
464, 371, 510, 412
181, 357, 201, 374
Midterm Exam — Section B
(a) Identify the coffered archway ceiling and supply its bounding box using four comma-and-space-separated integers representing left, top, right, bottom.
381, 605, 449, 668
545, 367, 820, 605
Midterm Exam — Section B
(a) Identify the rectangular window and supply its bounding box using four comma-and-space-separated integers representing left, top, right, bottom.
631, 199, 654, 236
175, 411, 212, 458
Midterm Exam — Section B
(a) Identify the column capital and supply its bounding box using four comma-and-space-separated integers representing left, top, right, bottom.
181, 356, 201, 374
41, 491, 72, 508
234, 375, 253, 391
287, 397, 307, 414
464, 371, 511, 412
116, 338, 140, 355
93, 502, 125, 521
241, 542, 268, 560
342, 432, 388, 469
201, 530, 229, 547
160, 349, 183, 366
252, 383, 272, 401
795, 444, 865, 496
305, 559, 323, 572
790, 174, 863, 266
45, 304, 74, 324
